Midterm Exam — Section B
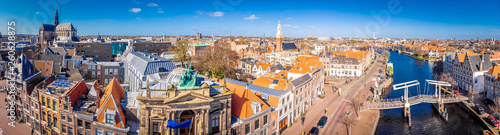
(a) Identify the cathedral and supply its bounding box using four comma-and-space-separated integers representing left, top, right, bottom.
38, 9, 79, 46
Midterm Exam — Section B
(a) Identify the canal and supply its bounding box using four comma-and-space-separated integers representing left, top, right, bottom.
375, 50, 486, 135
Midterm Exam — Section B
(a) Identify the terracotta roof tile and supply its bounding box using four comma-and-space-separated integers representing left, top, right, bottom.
95, 78, 127, 128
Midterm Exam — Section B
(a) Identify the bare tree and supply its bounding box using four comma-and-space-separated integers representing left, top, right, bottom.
439, 73, 456, 90
173, 39, 191, 67
339, 113, 357, 135
192, 46, 239, 79
382, 50, 390, 60
348, 97, 362, 119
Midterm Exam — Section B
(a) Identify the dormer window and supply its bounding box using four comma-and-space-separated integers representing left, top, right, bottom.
251, 102, 261, 114
105, 109, 116, 124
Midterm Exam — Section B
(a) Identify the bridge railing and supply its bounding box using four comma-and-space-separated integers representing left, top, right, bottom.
360, 102, 405, 111
379, 98, 402, 103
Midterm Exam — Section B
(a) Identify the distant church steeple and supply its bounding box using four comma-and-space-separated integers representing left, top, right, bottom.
53, 9, 59, 26
275, 21, 283, 52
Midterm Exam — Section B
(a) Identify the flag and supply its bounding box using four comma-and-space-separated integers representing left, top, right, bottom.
166, 119, 192, 129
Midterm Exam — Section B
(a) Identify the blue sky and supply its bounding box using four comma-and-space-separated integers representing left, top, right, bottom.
1, 0, 499, 39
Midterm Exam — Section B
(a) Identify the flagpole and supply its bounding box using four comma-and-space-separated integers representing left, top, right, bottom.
188, 118, 193, 135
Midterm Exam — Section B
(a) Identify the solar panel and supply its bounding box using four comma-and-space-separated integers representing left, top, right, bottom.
272, 79, 279, 84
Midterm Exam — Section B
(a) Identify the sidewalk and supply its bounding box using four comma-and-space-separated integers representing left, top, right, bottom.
0, 92, 33, 135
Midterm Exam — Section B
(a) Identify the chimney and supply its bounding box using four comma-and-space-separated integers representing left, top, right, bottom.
480, 55, 484, 71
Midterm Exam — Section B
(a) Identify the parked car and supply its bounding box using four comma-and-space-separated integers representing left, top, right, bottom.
317, 116, 328, 128
308, 127, 319, 135
476, 106, 485, 115
487, 115, 499, 127
483, 99, 495, 106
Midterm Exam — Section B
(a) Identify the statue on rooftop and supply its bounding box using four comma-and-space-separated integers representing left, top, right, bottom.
178, 64, 200, 89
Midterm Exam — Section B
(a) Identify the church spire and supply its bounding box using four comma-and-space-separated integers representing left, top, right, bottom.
53, 9, 59, 26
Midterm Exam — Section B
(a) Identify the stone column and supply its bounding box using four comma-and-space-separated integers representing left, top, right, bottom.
165, 111, 171, 135
205, 109, 209, 134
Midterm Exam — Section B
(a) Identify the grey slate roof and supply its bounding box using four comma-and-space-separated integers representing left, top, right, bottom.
124, 52, 176, 75
469, 54, 492, 72
291, 74, 312, 88
330, 56, 361, 65
282, 43, 298, 50
274, 42, 298, 51
40, 55, 64, 76
41, 24, 54, 31
55, 23, 76, 31
48, 47, 67, 56
226, 78, 289, 97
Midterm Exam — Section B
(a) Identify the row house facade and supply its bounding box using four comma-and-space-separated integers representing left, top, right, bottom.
82, 61, 122, 86
452, 53, 491, 94
485, 65, 500, 104
226, 78, 294, 135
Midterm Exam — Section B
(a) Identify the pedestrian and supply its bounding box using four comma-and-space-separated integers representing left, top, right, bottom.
325, 108, 328, 113
31, 128, 34, 135
301, 116, 305, 125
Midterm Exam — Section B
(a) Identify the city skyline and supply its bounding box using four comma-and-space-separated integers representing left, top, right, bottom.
1, 0, 500, 39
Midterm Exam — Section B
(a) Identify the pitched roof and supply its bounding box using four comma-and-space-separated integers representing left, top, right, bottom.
64, 80, 89, 107
226, 78, 289, 98
487, 65, 500, 79
457, 53, 466, 63
95, 78, 127, 128
282, 42, 298, 50
18, 54, 40, 80
55, 23, 76, 31
88, 81, 102, 107
66, 49, 76, 56
291, 74, 312, 88
289, 56, 323, 74
231, 88, 270, 119
252, 76, 287, 90
41, 24, 54, 31
34, 60, 53, 77
124, 52, 177, 75
468, 54, 492, 72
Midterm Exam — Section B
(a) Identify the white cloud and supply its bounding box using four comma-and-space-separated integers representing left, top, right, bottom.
36, 12, 40, 14
244, 15, 258, 20
147, 3, 158, 7
283, 24, 300, 28
287, 17, 292, 20
264, 21, 270, 24
307, 26, 316, 28
136, 17, 141, 20
129, 8, 142, 13
196, 11, 225, 17
196, 10, 204, 15
193, 16, 199, 18
158, 11, 164, 13
208, 12, 224, 17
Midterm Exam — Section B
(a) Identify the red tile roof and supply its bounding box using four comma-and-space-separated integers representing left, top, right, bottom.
95, 78, 127, 128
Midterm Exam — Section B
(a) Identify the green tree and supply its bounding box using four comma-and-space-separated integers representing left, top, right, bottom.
174, 39, 191, 67
192, 46, 239, 79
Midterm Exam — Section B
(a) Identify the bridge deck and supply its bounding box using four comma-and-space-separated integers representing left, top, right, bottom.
361, 94, 468, 111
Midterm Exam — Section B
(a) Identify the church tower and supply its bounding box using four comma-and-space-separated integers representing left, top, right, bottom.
53, 9, 59, 26
275, 21, 283, 52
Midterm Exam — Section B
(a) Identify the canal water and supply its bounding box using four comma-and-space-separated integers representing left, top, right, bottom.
375, 50, 485, 135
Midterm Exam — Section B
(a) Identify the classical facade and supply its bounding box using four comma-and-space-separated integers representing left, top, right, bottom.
137, 68, 233, 135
